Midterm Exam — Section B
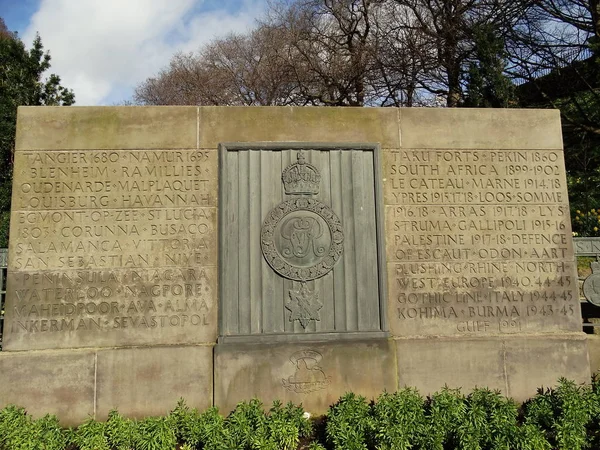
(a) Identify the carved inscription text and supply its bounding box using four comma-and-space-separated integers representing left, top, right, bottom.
6, 149, 217, 350
385, 149, 580, 336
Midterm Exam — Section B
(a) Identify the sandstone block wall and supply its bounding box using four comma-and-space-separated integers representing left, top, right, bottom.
0, 106, 589, 424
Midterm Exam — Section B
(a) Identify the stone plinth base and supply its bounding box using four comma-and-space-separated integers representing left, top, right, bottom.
0, 344, 213, 426
214, 338, 396, 414
0, 334, 591, 425
0, 349, 95, 424
586, 335, 600, 375
395, 334, 590, 401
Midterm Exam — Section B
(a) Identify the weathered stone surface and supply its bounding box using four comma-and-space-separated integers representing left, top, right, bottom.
384, 146, 581, 337
573, 237, 600, 256
587, 336, 600, 374
1, 106, 591, 424
395, 335, 590, 401
399, 108, 563, 149
198, 106, 401, 149
215, 339, 396, 414
6, 130, 218, 350
4, 267, 217, 350
0, 349, 95, 425
504, 335, 590, 400
395, 338, 508, 395
16, 106, 198, 150
95, 345, 213, 419
10, 148, 217, 212
8, 205, 217, 269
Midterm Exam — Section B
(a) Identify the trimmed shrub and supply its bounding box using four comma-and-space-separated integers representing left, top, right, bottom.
0, 378, 598, 450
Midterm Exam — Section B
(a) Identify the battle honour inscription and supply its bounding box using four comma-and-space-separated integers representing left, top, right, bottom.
5, 148, 218, 350
385, 148, 581, 336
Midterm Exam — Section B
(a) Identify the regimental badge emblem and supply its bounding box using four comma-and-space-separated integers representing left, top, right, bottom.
287, 283, 322, 329
261, 150, 344, 328
282, 350, 331, 394
584, 261, 600, 307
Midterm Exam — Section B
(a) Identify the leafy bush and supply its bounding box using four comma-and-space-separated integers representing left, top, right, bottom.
198, 406, 231, 450
524, 378, 593, 450
133, 416, 177, 450
70, 417, 109, 450
372, 388, 426, 450
250, 400, 312, 450
588, 374, 600, 448
455, 388, 520, 450
226, 398, 266, 449
0, 405, 68, 450
0, 378, 599, 450
571, 207, 600, 237
424, 387, 466, 449
105, 410, 134, 450
326, 392, 373, 450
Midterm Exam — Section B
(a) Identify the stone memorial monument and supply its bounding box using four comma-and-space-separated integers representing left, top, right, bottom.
0, 106, 590, 424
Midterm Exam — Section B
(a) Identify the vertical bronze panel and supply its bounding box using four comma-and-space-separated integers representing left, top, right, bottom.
218, 143, 386, 342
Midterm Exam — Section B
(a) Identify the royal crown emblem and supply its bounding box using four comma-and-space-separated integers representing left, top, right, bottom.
282, 151, 321, 195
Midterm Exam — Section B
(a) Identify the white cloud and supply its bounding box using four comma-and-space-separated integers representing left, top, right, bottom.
24, 0, 266, 105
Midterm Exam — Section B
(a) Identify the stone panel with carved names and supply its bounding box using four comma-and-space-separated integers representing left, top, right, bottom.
5, 148, 218, 350
384, 148, 581, 336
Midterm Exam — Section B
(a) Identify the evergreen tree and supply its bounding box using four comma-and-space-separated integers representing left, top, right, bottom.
0, 18, 74, 247
464, 24, 515, 107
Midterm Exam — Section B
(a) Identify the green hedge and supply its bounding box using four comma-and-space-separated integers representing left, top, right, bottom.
2, 377, 600, 450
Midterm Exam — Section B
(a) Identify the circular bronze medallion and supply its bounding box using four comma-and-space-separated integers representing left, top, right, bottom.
261, 198, 343, 282
583, 273, 600, 307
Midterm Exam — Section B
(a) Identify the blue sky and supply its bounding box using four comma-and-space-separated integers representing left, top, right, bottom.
1, 0, 266, 105
0, 0, 39, 34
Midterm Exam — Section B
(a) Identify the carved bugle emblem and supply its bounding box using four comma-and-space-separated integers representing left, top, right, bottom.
282, 350, 331, 393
